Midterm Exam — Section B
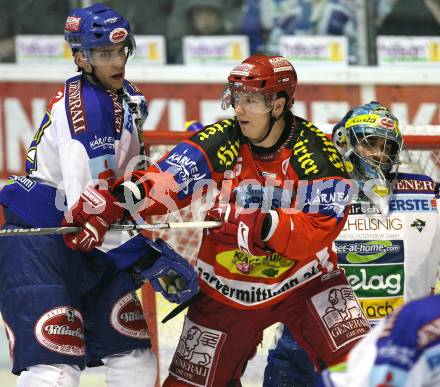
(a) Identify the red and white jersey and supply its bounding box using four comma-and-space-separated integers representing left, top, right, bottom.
143, 113, 351, 309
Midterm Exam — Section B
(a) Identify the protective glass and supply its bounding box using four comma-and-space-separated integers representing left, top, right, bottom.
221, 84, 275, 114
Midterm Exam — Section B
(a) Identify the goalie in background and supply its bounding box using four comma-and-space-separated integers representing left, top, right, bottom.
0, 3, 197, 387
263, 102, 440, 387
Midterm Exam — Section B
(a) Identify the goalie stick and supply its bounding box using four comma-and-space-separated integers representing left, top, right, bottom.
0, 221, 222, 237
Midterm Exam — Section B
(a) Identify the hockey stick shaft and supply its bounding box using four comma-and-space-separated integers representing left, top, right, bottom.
0, 221, 222, 237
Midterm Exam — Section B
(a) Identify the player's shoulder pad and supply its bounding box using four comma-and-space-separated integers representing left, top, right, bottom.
290, 116, 349, 180
189, 118, 241, 173
392, 172, 437, 196
64, 75, 122, 155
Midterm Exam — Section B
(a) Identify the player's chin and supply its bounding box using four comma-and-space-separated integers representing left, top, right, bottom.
108, 78, 124, 91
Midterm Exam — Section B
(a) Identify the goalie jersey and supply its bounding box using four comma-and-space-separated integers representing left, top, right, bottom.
336, 172, 440, 325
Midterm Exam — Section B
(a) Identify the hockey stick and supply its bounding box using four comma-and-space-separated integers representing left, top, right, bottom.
0, 221, 222, 237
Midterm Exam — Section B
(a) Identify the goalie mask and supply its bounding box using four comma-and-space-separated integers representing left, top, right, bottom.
332, 102, 403, 198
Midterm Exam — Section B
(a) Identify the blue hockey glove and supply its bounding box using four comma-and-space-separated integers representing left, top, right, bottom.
132, 238, 199, 304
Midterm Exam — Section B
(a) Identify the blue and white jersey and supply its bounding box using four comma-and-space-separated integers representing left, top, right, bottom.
0, 74, 149, 268
336, 172, 440, 325
320, 294, 440, 387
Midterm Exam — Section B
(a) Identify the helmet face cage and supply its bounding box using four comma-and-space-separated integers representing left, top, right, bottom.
64, 3, 136, 65
221, 83, 276, 114
349, 128, 402, 182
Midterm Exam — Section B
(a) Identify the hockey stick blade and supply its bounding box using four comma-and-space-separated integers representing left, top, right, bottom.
0, 221, 222, 237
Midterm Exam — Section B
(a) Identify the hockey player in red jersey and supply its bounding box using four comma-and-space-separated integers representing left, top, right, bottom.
72, 54, 370, 386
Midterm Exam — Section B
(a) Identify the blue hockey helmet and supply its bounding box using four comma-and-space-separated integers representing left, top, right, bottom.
64, 3, 135, 58
332, 101, 403, 186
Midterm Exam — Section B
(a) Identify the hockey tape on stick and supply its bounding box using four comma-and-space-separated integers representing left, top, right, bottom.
0, 221, 222, 236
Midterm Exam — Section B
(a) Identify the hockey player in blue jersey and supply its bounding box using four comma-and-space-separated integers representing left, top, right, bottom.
0, 3, 197, 386
263, 102, 440, 386
319, 294, 440, 387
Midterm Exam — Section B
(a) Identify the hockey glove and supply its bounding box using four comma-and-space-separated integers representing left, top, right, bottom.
208, 202, 277, 256
62, 186, 124, 252
131, 238, 199, 304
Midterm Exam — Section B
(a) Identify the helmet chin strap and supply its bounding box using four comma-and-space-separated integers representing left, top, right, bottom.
248, 110, 282, 145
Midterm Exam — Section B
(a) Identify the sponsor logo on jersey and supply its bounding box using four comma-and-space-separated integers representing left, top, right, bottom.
169, 317, 227, 386
216, 249, 295, 278
237, 221, 251, 255
160, 146, 209, 200
109, 28, 128, 43
343, 217, 403, 232
196, 119, 234, 142
291, 123, 346, 178
110, 292, 149, 339
11, 175, 36, 192
217, 139, 240, 168
359, 297, 404, 320
34, 306, 85, 356
234, 184, 293, 210
335, 240, 404, 264
292, 135, 319, 175
89, 135, 115, 151
349, 202, 382, 215
393, 178, 435, 193
300, 181, 350, 218
310, 285, 370, 351
307, 124, 346, 173
108, 91, 123, 133
198, 259, 319, 306
67, 78, 87, 134
411, 218, 426, 232
389, 197, 436, 212
342, 265, 404, 298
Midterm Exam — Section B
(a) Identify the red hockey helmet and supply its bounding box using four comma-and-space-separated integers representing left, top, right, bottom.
221, 54, 297, 113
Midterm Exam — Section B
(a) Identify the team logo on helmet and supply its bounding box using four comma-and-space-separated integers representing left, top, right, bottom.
35, 306, 85, 356
268, 56, 293, 72
105, 17, 118, 24
65, 16, 81, 32
110, 292, 150, 339
109, 28, 128, 43
230, 63, 254, 77
379, 117, 395, 129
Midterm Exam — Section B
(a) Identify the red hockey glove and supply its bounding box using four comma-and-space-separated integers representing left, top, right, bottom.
62, 186, 124, 252
208, 202, 275, 256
